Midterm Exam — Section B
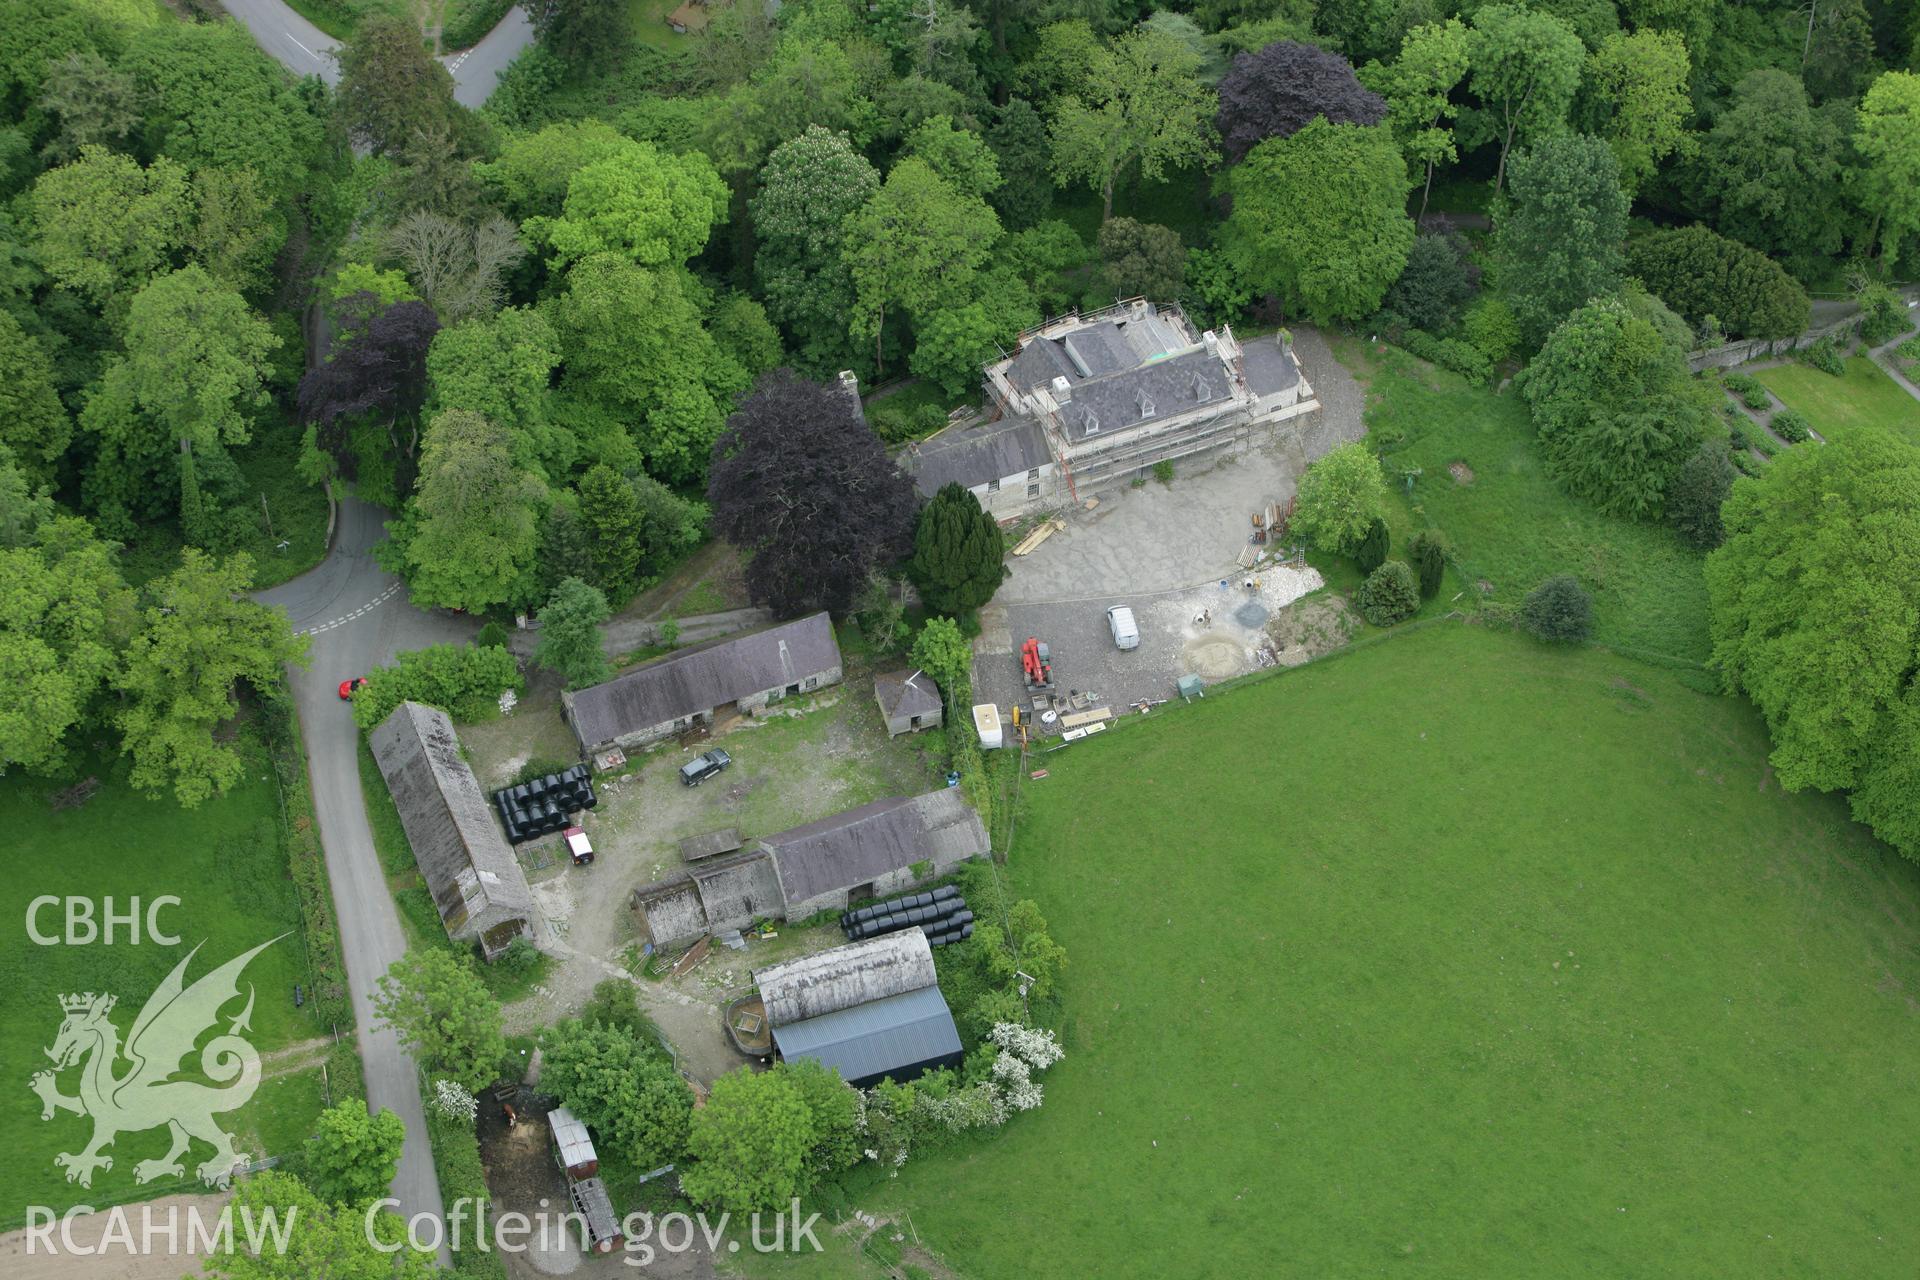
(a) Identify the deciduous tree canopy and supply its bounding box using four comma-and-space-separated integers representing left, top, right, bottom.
751, 127, 879, 374
1216, 40, 1385, 165
1495, 135, 1629, 349
115, 549, 308, 806
1519, 294, 1704, 518
1221, 119, 1413, 323
708, 369, 916, 618
401, 409, 546, 612
1706, 428, 1920, 858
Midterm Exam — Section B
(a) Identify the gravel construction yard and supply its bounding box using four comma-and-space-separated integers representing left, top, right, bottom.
975, 565, 1326, 724
459, 647, 946, 1082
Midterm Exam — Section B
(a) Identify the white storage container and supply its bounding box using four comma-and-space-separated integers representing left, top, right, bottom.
972, 703, 1003, 749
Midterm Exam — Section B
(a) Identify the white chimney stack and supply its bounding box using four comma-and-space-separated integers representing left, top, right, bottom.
1050, 375, 1073, 403
836, 370, 860, 405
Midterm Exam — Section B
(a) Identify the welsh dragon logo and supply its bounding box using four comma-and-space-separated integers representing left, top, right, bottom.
30, 937, 283, 1189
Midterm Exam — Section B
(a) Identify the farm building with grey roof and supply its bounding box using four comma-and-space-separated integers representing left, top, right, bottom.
754, 929, 963, 1087
562, 612, 843, 756
369, 701, 534, 960
873, 668, 943, 737
627, 789, 988, 948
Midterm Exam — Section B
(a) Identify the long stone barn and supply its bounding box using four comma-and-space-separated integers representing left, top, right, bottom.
369, 700, 535, 961
562, 612, 844, 759
630, 789, 989, 948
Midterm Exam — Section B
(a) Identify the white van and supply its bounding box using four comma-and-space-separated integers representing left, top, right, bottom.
1107, 605, 1140, 651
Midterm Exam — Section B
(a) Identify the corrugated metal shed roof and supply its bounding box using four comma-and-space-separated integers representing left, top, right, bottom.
756, 929, 938, 1025
763, 789, 987, 907
770, 985, 963, 1088
567, 1176, 620, 1246
564, 612, 841, 750
548, 1106, 597, 1171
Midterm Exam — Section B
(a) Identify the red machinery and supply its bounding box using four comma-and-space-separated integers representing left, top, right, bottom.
1021, 637, 1053, 690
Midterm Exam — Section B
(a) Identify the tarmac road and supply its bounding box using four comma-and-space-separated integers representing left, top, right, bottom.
256, 497, 474, 1263
222, 0, 337, 83
221, 0, 534, 104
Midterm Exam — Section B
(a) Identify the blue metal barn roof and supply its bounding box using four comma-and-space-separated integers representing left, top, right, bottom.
770, 985, 964, 1087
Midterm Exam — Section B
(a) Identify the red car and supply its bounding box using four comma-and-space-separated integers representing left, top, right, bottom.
338, 677, 368, 700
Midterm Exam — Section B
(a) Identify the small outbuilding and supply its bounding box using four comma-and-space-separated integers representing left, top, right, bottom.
547, 1105, 599, 1180
873, 669, 943, 737
568, 1178, 621, 1254
754, 930, 963, 1087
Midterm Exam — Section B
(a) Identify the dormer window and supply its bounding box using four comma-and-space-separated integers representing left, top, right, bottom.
1136, 391, 1155, 419
1081, 409, 1101, 435
1192, 374, 1211, 401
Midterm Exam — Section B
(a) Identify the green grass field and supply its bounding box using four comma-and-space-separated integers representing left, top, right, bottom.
0, 740, 335, 1223
1351, 341, 1713, 661
1756, 357, 1920, 447
873, 626, 1920, 1279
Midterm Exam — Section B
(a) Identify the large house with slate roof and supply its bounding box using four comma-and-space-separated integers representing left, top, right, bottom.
899, 299, 1318, 518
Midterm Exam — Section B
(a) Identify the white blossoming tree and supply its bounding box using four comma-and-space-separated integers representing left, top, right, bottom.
432, 1078, 478, 1124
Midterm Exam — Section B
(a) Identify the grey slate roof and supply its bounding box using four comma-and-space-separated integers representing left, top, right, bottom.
899, 418, 1050, 497
1242, 336, 1302, 398
874, 669, 943, 721
565, 612, 841, 749
770, 984, 964, 1087
1059, 349, 1233, 442
632, 879, 707, 947
1002, 312, 1189, 393
1004, 336, 1077, 392
762, 789, 988, 907
756, 929, 940, 1025
369, 702, 533, 942
1060, 322, 1132, 378
692, 854, 783, 925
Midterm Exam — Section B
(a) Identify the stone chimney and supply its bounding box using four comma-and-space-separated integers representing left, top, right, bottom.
1202, 330, 1220, 359
836, 370, 860, 408
1050, 374, 1073, 403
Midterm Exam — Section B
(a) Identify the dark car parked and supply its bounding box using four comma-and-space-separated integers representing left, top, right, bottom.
679, 748, 732, 787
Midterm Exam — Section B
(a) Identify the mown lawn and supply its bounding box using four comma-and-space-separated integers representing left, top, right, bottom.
1756, 356, 1920, 448
1348, 340, 1713, 661
0, 740, 334, 1224
874, 625, 1920, 1279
